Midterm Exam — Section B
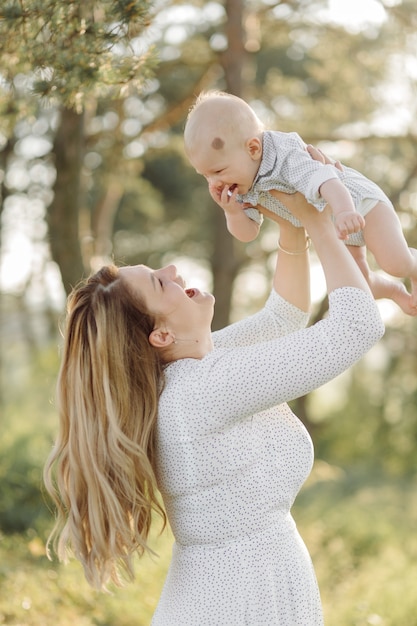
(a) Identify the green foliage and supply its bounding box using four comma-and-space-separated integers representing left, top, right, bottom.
0, 435, 48, 533
294, 464, 417, 625
111, 143, 216, 268
0, 342, 59, 534
308, 321, 417, 476
0, 0, 156, 118
252, 23, 388, 137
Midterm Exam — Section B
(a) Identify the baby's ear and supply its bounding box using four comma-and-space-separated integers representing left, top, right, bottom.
246, 137, 262, 160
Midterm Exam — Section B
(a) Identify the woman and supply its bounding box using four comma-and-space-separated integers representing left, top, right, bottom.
44, 153, 384, 625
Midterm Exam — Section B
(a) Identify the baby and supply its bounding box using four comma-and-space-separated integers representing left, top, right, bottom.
184, 90, 417, 316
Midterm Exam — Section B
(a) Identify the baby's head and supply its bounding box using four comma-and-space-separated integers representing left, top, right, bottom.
184, 91, 264, 194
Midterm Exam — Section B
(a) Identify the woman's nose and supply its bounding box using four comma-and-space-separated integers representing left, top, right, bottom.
160, 264, 177, 279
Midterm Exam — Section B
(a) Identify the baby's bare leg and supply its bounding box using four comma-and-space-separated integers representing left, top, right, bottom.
363, 202, 417, 310
348, 244, 417, 316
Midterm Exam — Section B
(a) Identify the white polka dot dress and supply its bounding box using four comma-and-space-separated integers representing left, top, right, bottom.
152, 288, 384, 625
239, 130, 394, 247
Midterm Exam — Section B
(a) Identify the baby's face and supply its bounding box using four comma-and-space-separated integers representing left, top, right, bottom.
189, 137, 261, 196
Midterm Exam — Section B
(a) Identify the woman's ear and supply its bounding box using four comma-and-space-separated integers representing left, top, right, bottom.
246, 137, 262, 160
149, 328, 175, 349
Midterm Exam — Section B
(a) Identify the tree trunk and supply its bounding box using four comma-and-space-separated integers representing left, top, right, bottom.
91, 178, 124, 266
211, 206, 242, 330
48, 107, 85, 295
210, 0, 246, 329
222, 0, 246, 96
0, 138, 14, 220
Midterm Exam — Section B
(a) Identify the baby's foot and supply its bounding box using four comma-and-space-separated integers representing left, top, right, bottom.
369, 272, 417, 316
389, 283, 417, 316
411, 276, 417, 308
410, 249, 417, 307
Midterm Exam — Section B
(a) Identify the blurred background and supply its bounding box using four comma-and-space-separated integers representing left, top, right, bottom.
0, 0, 416, 624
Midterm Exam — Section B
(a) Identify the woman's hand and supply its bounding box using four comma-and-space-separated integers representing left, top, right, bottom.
306, 144, 343, 172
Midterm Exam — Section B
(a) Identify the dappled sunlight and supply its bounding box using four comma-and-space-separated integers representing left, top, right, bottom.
1, 1, 417, 623
321, 0, 387, 31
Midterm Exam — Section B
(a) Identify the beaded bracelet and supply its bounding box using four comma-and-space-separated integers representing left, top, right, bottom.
277, 236, 311, 255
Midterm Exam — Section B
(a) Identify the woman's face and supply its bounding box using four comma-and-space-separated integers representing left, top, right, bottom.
119, 264, 215, 331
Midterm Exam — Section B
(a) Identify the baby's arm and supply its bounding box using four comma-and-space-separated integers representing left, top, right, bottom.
278, 137, 364, 239
224, 203, 260, 242
209, 183, 260, 242
319, 178, 365, 240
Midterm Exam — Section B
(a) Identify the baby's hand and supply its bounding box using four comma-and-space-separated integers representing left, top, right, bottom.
208, 182, 260, 242
208, 182, 240, 213
334, 210, 365, 240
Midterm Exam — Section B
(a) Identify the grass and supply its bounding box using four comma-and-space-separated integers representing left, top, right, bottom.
294, 462, 417, 626
0, 524, 173, 626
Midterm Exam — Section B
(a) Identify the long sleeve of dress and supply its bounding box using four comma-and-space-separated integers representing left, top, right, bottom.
159, 287, 384, 439
212, 288, 310, 349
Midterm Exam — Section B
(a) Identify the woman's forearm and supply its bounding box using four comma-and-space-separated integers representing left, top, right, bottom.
260, 205, 310, 312
274, 226, 310, 312
265, 191, 372, 300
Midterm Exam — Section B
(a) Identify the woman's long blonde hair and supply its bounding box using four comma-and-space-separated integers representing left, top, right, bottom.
44, 265, 166, 590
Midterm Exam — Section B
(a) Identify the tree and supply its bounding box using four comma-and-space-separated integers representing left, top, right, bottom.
0, 0, 155, 114
210, 0, 246, 330
1, 0, 416, 320
0, 0, 156, 293
1, 0, 417, 480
